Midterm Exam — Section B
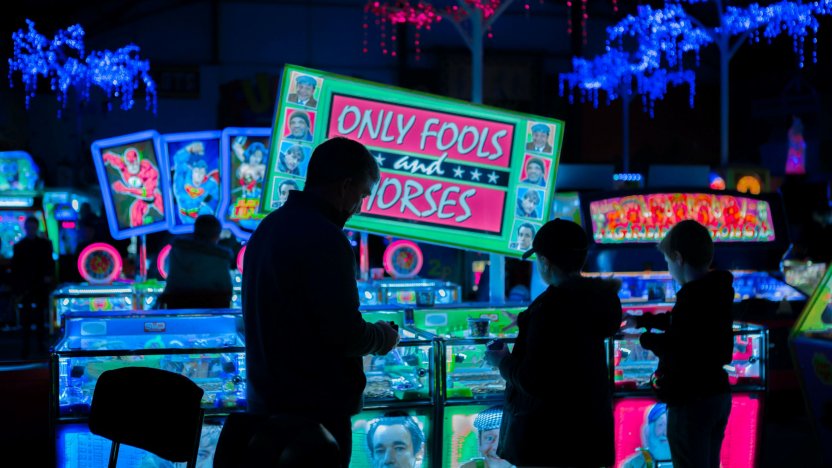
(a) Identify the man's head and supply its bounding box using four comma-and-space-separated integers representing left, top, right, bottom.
473, 406, 503, 459
522, 218, 588, 284
530, 124, 550, 148
124, 148, 141, 174
520, 189, 540, 216
516, 223, 535, 251
284, 145, 306, 172
525, 158, 545, 183
24, 216, 39, 238
193, 214, 222, 243
366, 413, 424, 468
642, 403, 670, 461
658, 219, 714, 283
289, 111, 311, 138
305, 137, 380, 222
246, 142, 267, 165
191, 158, 207, 186
278, 180, 300, 205
295, 75, 317, 102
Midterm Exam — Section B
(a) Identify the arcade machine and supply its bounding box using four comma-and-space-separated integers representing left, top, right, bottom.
579, 190, 804, 467
0, 152, 93, 261
358, 239, 462, 307
51, 308, 246, 467
408, 305, 524, 467
791, 266, 832, 466
350, 308, 439, 468
42, 190, 97, 257
49, 243, 134, 332
0, 151, 48, 263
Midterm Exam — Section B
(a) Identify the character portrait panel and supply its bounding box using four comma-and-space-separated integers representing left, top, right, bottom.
283, 108, 316, 142
516, 187, 544, 221
351, 410, 430, 468
162, 133, 222, 233
220, 128, 272, 239
519, 154, 550, 188
269, 177, 303, 210
525, 121, 555, 155
277, 140, 311, 177
508, 219, 541, 252
92, 132, 170, 239
286, 72, 323, 109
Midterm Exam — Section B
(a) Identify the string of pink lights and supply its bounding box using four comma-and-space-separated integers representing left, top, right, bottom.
364, 0, 601, 60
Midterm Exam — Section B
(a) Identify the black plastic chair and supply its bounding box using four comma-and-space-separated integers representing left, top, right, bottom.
88, 367, 205, 468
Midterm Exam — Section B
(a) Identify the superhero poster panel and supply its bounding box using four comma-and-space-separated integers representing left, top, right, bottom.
219, 128, 271, 240
91, 130, 171, 240
160, 131, 223, 234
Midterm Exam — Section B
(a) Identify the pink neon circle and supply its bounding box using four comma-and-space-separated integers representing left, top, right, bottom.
383, 240, 423, 279
237, 245, 246, 273
157, 244, 172, 279
77, 242, 122, 284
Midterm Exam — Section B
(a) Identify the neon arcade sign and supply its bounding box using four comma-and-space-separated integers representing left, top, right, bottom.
262, 65, 563, 257
588, 193, 776, 244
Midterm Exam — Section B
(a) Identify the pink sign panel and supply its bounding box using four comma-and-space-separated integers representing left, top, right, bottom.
614, 394, 760, 468
328, 95, 514, 169
362, 172, 506, 234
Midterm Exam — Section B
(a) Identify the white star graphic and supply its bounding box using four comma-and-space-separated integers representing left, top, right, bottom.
487, 171, 499, 184
374, 153, 386, 166
453, 166, 465, 178
470, 168, 482, 181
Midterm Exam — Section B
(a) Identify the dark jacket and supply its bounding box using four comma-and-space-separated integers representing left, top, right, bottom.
164, 237, 233, 293
162, 237, 233, 308
243, 190, 388, 417
497, 277, 622, 467
635, 270, 734, 404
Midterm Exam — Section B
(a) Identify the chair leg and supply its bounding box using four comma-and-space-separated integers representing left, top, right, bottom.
187, 409, 205, 468
108, 441, 120, 468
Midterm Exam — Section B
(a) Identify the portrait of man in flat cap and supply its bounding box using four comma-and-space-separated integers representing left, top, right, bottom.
287, 74, 320, 109
525, 122, 554, 154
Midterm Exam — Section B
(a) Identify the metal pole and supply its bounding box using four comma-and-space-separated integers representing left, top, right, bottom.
360, 231, 369, 281
622, 92, 631, 172
138, 235, 147, 281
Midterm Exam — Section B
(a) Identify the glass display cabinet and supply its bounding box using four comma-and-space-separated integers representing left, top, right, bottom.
613, 319, 767, 468
51, 308, 245, 467
50, 284, 136, 333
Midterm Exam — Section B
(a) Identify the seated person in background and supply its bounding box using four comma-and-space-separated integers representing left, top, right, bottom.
161, 214, 233, 309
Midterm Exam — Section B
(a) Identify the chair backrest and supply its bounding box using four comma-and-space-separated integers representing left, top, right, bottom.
89, 367, 205, 463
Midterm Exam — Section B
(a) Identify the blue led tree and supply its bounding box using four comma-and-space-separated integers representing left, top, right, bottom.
560, 48, 696, 170
564, 0, 832, 165
8, 19, 157, 116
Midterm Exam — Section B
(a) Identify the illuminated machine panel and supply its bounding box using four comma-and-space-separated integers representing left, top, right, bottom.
588, 192, 775, 244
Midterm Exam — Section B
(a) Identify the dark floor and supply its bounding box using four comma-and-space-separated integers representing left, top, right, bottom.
0, 326, 825, 467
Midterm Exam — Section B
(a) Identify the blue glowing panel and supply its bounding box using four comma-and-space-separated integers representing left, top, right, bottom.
160, 131, 223, 234
0, 150, 40, 191
219, 128, 271, 240
91, 131, 170, 239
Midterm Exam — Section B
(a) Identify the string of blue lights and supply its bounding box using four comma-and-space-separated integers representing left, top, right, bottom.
8, 19, 157, 116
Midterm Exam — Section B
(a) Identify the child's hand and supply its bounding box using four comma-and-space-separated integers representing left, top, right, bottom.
484, 341, 509, 367
621, 315, 640, 330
